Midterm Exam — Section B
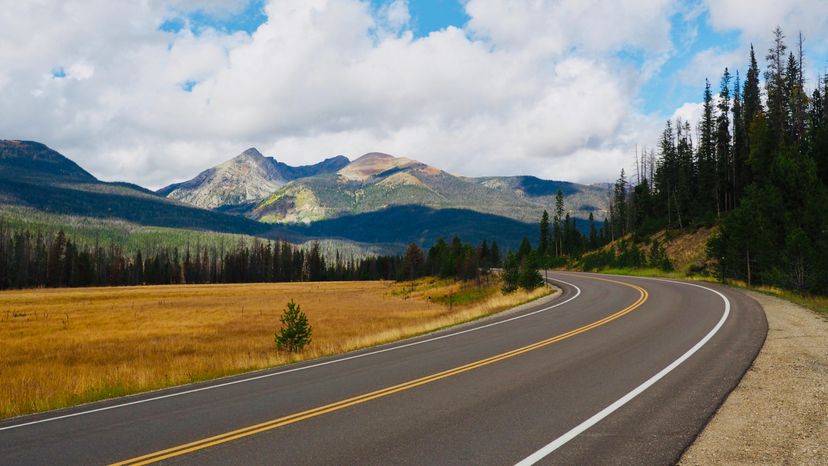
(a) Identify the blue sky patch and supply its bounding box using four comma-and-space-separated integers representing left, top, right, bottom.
406, 0, 469, 37
180, 80, 198, 92
371, 0, 468, 37
160, 0, 267, 36
639, 11, 743, 116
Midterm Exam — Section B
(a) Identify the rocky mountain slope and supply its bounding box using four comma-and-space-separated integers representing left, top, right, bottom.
249, 152, 608, 225
157, 148, 348, 209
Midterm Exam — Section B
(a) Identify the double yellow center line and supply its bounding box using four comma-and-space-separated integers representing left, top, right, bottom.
113, 277, 647, 465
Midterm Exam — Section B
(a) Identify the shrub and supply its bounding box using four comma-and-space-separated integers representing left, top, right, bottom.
518, 261, 544, 290
275, 300, 312, 353
500, 251, 520, 293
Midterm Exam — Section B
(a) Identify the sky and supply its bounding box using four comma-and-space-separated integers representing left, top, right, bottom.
1, 0, 827, 189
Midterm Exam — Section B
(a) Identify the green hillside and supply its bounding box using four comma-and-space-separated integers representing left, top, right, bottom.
0, 140, 269, 235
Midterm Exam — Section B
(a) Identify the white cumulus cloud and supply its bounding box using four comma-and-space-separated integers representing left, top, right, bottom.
0, 0, 722, 189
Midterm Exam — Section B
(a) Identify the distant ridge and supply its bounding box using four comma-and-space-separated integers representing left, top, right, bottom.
0, 140, 268, 235
0, 140, 96, 182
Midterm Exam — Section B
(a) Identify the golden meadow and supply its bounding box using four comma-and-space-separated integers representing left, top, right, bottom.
0, 278, 550, 419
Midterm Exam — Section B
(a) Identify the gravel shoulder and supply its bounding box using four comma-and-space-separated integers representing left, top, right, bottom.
680, 290, 828, 465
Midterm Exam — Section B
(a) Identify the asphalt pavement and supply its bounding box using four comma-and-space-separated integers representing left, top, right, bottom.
0, 272, 767, 465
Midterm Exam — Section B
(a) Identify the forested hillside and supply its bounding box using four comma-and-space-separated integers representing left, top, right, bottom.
0, 140, 269, 235
591, 28, 827, 293
0, 218, 499, 290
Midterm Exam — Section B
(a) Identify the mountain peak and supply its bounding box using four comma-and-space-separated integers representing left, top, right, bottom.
338, 152, 430, 181
158, 149, 349, 209
234, 147, 265, 161
354, 152, 394, 162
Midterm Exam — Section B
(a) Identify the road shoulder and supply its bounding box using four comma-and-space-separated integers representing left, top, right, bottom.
680, 290, 828, 464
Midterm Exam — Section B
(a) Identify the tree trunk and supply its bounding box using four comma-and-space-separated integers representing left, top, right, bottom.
746, 248, 752, 287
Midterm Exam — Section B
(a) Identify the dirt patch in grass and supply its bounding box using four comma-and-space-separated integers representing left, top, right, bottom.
651, 226, 717, 273
0, 279, 551, 419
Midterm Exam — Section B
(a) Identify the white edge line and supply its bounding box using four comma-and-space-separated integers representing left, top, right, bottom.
514, 277, 731, 466
0, 277, 581, 431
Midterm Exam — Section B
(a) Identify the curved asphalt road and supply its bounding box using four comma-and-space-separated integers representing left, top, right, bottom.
0, 272, 767, 465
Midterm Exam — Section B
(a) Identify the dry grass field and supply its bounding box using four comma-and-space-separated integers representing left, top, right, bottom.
0, 278, 550, 419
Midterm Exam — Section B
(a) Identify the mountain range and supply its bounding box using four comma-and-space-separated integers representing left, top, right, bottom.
1, 140, 609, 251
160, 150, 609, 225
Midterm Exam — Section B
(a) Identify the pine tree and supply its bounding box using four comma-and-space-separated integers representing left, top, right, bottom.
518, 256, 544, 290
479, 240, 490, 268
743, 45, 762, 133
501, 251, 519, 293
275, 300, 312, 353
655, 120, 676, 225
698, 79, 718, 217
765, 26, 789, 146
732, 70, 746, 204
489, 241, 501, 268
716, 68, 733, 214
613, 169, 628, 236
810, 76, 828, 183
539, 210, 550, 256
588, 212, 598, 248
553, 190, 564, 256
402, 242, 424, 280
785, 51, 803, 143
517, 236, 532, 261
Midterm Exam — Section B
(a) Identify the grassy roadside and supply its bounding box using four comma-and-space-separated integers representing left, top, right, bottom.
0, 278, 552, 420
580, 267, 828, 319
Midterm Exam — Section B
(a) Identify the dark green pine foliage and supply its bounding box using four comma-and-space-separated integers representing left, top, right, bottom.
553, 190, 564, 256
716, 68, 733, 214
676, 120, 695, 224
501, 251, 519, 293
588, 212, 598, 249
517, 256, 544, 290
765, 27, 789, 147
275, 300, 312, 353
516, 236, 532, 261
740, 45, 762, 190
808, 76, 828, 183
655, 120, 676, 222
489, 241, 501, 268
1, 226, 502, 289
581, 27, 828, 294
539, 210, 550, 256
698, 79, 718, 219
743, 45, 763, 131
612, 169, 628, 238
732, 70, 747, 204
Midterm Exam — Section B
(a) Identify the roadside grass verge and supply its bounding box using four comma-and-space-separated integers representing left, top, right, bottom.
0, 278, 552, 420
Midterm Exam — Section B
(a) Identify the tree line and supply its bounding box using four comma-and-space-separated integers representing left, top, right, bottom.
0, 225, 397, 289
401, 237, 501, 282
0, 222, 508, 290
530, 189, 614, 265
600, 27, 828, 293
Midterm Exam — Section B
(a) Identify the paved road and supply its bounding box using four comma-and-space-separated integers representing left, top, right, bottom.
0, 272, 767, 465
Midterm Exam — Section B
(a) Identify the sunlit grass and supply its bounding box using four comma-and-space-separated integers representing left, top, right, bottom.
0, 278, 552, 419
